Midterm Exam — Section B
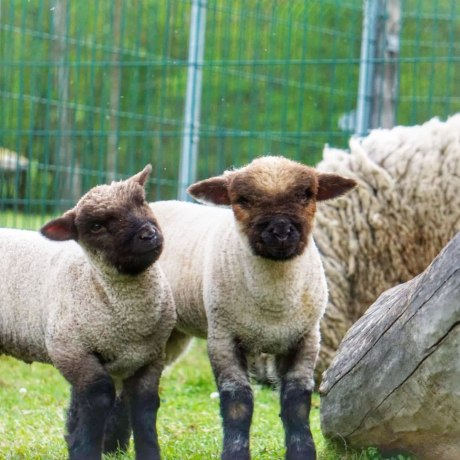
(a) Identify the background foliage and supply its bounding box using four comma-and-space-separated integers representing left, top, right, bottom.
0, 0, 459, 227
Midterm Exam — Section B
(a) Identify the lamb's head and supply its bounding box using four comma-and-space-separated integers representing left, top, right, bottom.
41, 165, 163, 275
188, 156, 357, 261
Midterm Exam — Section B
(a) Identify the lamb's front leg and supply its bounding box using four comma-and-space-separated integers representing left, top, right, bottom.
103, 390, 131, 454
208, 332, 253, 460
53, 352, 116, 460
124, 363, 163, 460
276, 330, 320, 460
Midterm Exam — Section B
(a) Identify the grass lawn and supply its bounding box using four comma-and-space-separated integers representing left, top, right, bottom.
0, 339, 411, 460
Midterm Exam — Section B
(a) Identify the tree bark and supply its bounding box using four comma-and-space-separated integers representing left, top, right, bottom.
320, 232, 460, 460
371, 0, 401, 129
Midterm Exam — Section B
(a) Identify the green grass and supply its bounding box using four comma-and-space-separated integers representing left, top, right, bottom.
0, 340, 409, 460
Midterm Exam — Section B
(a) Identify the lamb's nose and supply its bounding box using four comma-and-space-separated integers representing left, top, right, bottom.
138, 222, 157, 240
266, 218, 294, 242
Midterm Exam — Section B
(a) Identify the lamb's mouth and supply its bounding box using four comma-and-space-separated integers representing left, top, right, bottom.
253, 241, 300, 261
132, 224, 164, 255
132, 242, 162, 255
117, 246, 163, 275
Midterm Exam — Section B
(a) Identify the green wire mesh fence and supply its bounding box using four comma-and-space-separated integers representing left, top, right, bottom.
0, 0, 459, 229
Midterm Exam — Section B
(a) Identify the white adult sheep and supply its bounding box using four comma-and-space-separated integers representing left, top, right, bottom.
247, 115, 460, 384
0, 166, 176, 460
313, 114, 460, 378
150, 156, 357, 460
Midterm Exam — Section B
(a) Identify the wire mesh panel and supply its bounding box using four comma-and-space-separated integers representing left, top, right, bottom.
0, 0, 192, 227
399, 0, 459, 124
198, 1, 363, 179
0, 0, 459, 229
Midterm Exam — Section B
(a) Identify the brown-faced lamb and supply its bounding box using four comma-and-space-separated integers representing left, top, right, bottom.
0, 165, 176, 460
150, 156, 357, 460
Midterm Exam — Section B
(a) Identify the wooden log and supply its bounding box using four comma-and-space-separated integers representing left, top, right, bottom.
320, 232, 460, 459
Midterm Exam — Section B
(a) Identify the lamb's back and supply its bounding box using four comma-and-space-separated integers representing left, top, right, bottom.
151, 200, 232, 336
0, 228, 83, 362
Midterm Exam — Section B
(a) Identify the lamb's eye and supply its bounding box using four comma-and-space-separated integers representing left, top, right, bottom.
297, 189, 313, 203
90, 223, 104, 234
236, 196, 251, 208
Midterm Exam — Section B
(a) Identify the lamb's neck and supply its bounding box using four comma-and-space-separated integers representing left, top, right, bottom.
238, 235, 317, 295
90, 261, 161, 308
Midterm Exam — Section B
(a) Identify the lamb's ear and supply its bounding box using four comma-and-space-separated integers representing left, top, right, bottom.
187, 176, 231, 205
130, 164, 152, 187
317, 173, 357, 201
41, 211, 78, 241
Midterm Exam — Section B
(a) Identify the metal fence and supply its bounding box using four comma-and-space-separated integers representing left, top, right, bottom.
1, 0, 459, 229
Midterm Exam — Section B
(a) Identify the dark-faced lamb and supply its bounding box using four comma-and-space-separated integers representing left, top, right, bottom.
149, 156, 357, 459
0, 165, 176, 460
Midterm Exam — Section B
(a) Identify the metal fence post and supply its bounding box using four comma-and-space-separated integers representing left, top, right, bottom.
53, 0, 81, 206
178, 0, 207, 201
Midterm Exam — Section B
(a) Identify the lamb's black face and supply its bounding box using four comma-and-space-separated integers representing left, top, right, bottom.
40, 165, 166, 275
75, 184, 164, 275
188, 156, 357, 262
78, 209, 163, 275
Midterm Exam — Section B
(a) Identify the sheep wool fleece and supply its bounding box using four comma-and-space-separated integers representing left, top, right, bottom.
314, 114, 460, 377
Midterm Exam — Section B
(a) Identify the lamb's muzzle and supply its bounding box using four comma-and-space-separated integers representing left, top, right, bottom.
132, 221, 162, 252
255, 214, 302, 260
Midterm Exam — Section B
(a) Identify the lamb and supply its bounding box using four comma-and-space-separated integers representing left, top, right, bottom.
0, 165, 176, 460
149, 156, 357, 459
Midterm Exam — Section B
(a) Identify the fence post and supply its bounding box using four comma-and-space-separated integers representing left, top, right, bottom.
178, 0, 207, 201
372, 0, 401, 129
355, 0, 401, 136
106, 0, 123, 182
53, 0, 81, 206
355, 0, 380, 136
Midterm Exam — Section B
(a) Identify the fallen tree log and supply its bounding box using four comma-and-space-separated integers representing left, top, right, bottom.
320, 232, 460, 460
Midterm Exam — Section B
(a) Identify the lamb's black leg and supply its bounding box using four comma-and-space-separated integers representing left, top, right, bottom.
219, 383, 253, 460
103, 390, 132, 454
66, 387, 79, 440
125, 363, 163, 460
276, 332, 319, 460
208, 334, 253, 460
66, 375, 115, 460
279, 381, 315, 460
53, 351, 116, 460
